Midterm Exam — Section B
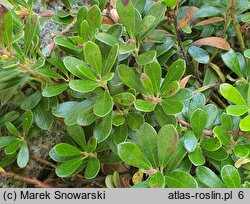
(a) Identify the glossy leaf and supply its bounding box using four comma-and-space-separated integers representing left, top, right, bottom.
165, 171, 197, 188
85, 158, 100, 179
93, 112, 112, 142
113, 92, 135, 106
220, 83, 246, 105
239, 115, 250, 131
22, 110, 33, 133
196, 166, 226, 188
42, 84, 68, 97
188, 46, 209, 64
84, 41, 102, 74
118, 142, 152, 170
134, 100, 156, 112
213, 126, 231, 146
221, 165, 241, 188
56, 158, 83, 178
184, 130, 197, 153
190, 108, 207, 138
94, 91, 113, 117
137, 123, 158, 168
69, 80, 99, 93
116, 0, 135, 38
149, 172, 165, 188
136, 50, 156, 65
221, 49, 243, 77
161, 99, 184, 115
188, 147, 205, 166
17, 142, 29, 168
118, 65, 146, 94
161, 59, 186, 91
157, 124, 179, 168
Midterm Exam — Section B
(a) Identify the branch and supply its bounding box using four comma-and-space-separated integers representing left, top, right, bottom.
231, 0, 246, 52
46, 17, 78, 57
177, 118, 250, 140
0, 171, 53, 188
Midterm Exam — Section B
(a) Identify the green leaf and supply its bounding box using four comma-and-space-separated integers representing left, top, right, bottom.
244, 49, 250, 58
54, 35, 82, 56
213, 126, 231, 146
196, 6, 221, 18
196, 166, 226, 188
118, 142, 152, 170
0, 6, 13, 47
134, 100, 156, 112
200, 138, 221, 151
86, 136, 97, 153
184, 130, 197, 153
145, 2, 166, 27
144, 62, 162, 94
103, 44, 119, 76
221, 49, 243, 77
136, 50, 156, 65
86, 5, 102, 37
63, 56, 96, 80
42, 84, 68, 97
220, 83, 246, 105
20, 91, 42, 110
158, 124, 179, 168
140, 73, 154, 95
116, 0, 135, 38
5, 122, 19, 136
190, 108, 207, 138
56, 158, 84, 178
53, 143, 82, 157
24, 13, 39, 55
234, 144, 249, 158
154, 106, 177, 127
17, 141, 29, 168
84, 41, 102, 74
112, 115, 125, 127
165, 140, 187, 172
0, 136, 17, 148
161, 59, 186, 91
162, 0, 178, 8
161, 99, 184, 115
127, 112, 144, 130
165, 171, 197, 188
118, 65, 146, 94
188, 46, 209, 64
4, 141, 20, 155
67, 125, 86, 149
239, 115, 250, 131
204, 147, 228, 161
169, 88, 193, 102
161, 81, 180, 98
137, 123, 158, 168
33, 98, 53, 130
221, 165, 241, 188
69, 80, 99, 93
94, 91, 113, 117
188, 147, 205, 166
204, 104, 218, 129
93, 112, 112, 142
113, 92, 135, 106
136, 15, 156, 42
85, 158, 100, 179
22, 110, 33, 133
95, 32, 135, 54
149, 172, 165, 188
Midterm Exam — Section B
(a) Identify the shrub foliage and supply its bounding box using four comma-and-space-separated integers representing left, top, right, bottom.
0, 0, 250, 188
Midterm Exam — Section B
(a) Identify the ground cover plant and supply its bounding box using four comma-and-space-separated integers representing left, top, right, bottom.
0, 0, 249, 188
